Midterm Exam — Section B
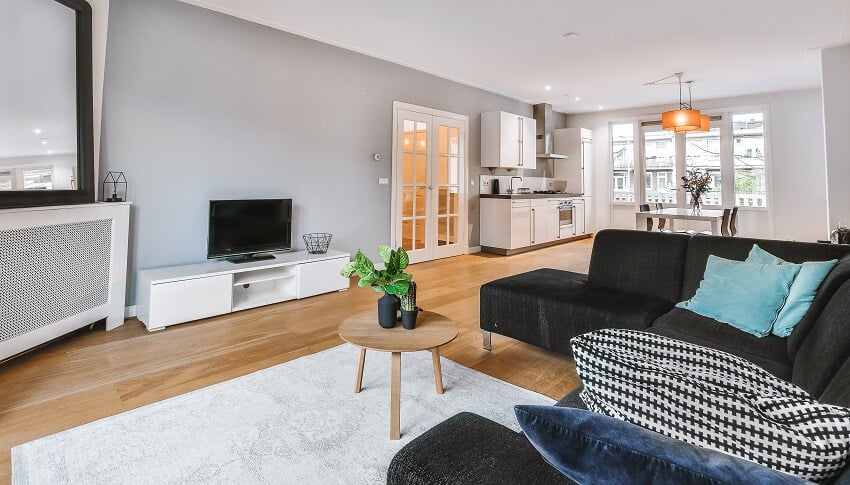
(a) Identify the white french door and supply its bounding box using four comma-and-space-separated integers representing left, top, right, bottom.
392, 103, 467, 264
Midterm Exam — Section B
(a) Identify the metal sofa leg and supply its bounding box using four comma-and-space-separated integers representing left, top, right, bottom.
483, 330, 492, 351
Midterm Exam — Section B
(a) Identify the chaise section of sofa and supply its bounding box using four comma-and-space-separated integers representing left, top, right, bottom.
480, 230, 690, 356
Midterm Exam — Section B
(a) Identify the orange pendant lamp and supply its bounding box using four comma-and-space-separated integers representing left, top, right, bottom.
661, 73, 708, 132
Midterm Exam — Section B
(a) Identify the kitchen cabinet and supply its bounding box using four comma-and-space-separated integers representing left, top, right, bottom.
554, 128, 592, 196
530, 200, 547, 245
481, 197, 592, 254
481, 111, 536, 169
509, 200, 531, 249
547, 200, 561, 241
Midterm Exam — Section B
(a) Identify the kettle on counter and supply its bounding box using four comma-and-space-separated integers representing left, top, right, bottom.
491, 179, 500, 194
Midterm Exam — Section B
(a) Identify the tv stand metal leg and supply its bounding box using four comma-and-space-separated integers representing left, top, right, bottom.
483, 330, 492, 351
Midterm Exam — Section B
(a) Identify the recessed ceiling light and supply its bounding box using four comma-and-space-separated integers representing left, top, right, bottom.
575, 97, 581, 102
544, 85, 552, 91
40, 138, 48, 145
33, 128, 42, 134
563, 32, 580, 39
598, 106, 604, 110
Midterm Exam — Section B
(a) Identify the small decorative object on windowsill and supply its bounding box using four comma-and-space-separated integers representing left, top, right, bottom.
400, 281, 420, 330
340, 245, 412, 329
830, 222, 850, 245
102, 171, 127, 202
681, 169, 711, 214
303, 233, 333, 254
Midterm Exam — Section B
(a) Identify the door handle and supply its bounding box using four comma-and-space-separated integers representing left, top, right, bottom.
531, 208, 535, 243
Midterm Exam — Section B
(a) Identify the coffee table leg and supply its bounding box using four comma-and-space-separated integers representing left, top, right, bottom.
431, 348, 444, 394
390, 352, 401, 440
354, 347, 366, 393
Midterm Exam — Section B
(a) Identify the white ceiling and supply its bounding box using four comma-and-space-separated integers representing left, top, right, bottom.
179, 0, 850, 113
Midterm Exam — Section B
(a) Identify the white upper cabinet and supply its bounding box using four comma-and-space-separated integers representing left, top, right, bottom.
481, 111, 537, 169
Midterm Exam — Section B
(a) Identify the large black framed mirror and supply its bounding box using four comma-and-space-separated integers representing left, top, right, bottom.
0, 0, 94, 209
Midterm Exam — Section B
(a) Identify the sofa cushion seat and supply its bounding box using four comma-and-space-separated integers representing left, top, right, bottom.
481, 269, 672, 356
649, 308, 792, 380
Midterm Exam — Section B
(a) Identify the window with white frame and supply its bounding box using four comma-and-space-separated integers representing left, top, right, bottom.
733, 113, 767, 208
685, 123, 722, 206
611, 110, 769, 208
643, 126, 676, 204
611, 123, 635, 202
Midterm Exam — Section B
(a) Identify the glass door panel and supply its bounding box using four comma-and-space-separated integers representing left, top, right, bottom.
397, 112, 431, 256
433, 118, 464, 258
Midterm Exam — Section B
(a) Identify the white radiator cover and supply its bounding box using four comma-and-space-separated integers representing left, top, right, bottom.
0, 203, 130, 361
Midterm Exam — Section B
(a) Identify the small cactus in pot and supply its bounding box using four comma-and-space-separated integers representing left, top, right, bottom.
400, 281, 419, 330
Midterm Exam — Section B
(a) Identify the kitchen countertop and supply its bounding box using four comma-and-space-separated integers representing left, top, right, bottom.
479, 193, 584, 199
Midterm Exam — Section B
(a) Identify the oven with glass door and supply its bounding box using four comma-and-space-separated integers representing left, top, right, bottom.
558, 200, 576, 238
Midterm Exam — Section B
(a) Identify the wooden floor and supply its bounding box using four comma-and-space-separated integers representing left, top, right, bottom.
0, 239, 592, 482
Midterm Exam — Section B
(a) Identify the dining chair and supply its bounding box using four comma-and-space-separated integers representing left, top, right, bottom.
730, 206, 739, 237
697, 208, 732, 236
655, 203, 666, 230
721, 208, 732, 237
639, 204, 653, 231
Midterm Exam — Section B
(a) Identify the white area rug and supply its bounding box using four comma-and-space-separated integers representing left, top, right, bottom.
12, 343, 554, 484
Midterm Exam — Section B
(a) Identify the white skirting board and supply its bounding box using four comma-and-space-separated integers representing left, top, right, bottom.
124, 305, 137, 318
465, 246, 482, 254
0, 202, 131, 361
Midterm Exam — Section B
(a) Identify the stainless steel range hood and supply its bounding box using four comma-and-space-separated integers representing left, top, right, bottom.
533, 103, 568, 159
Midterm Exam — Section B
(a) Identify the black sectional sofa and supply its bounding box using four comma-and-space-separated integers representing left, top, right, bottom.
388, 229, 850, 484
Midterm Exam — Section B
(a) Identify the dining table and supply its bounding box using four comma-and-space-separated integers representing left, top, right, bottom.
636, 208, 726, 234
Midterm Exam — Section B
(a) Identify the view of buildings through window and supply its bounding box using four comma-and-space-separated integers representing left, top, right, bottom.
611, 123, 635, 202
686, 125, 722, 206
733, 113, 766, 207
644, 127, 676, 204
0, 166, 54, 191
611, 112, 766, 208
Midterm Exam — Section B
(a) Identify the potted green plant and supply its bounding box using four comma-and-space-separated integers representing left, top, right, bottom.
340, 245, 412, 328
399, 281, 419, 330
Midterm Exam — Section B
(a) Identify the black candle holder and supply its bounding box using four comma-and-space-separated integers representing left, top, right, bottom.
102, 171, 127, 202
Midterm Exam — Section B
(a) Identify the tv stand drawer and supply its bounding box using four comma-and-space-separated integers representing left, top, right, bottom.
298, 256, 350, 299
148, 275, 233, 328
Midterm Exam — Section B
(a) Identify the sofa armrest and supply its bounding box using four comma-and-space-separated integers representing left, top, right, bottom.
387, 412, 573, 485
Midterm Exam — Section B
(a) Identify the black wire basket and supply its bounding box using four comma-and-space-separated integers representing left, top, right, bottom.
303, 233, 333, 254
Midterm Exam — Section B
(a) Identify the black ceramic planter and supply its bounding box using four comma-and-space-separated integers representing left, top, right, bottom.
377, 292, 399, 328
400, 309, 418, 330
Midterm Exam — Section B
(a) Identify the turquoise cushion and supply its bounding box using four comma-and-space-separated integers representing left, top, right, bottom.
676, 255, 801, 337
746, 245, 838, 337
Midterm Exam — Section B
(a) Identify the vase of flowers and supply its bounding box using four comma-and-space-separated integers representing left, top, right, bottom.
681, 170, 712, 213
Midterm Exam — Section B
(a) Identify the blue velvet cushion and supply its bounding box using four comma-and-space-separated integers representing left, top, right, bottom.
747, 244, 838, 337
676, 255, 801, 337
514, 405, 807, 485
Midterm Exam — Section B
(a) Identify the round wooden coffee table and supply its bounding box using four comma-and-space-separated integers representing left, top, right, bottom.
338, 310, 458, 440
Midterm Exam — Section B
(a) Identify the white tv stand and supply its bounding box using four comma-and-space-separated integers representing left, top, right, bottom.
135, 250, 350, 331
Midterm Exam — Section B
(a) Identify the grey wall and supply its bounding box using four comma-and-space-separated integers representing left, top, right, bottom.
101, 0, 550, 304
822, 44, 850, 229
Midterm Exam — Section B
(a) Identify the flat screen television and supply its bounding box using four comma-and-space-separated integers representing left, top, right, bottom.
208, 199, 292, 262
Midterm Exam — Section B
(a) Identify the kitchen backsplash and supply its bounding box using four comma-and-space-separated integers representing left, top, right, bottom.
479, 175, 567, 195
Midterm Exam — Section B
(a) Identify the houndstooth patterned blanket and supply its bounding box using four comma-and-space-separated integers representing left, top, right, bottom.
572, 329, 850, 482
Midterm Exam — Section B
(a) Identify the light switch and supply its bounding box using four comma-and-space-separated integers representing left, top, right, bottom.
378, 177, 389, 185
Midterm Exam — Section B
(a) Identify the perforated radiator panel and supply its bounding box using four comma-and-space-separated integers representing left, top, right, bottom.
0, 219, 112, 342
